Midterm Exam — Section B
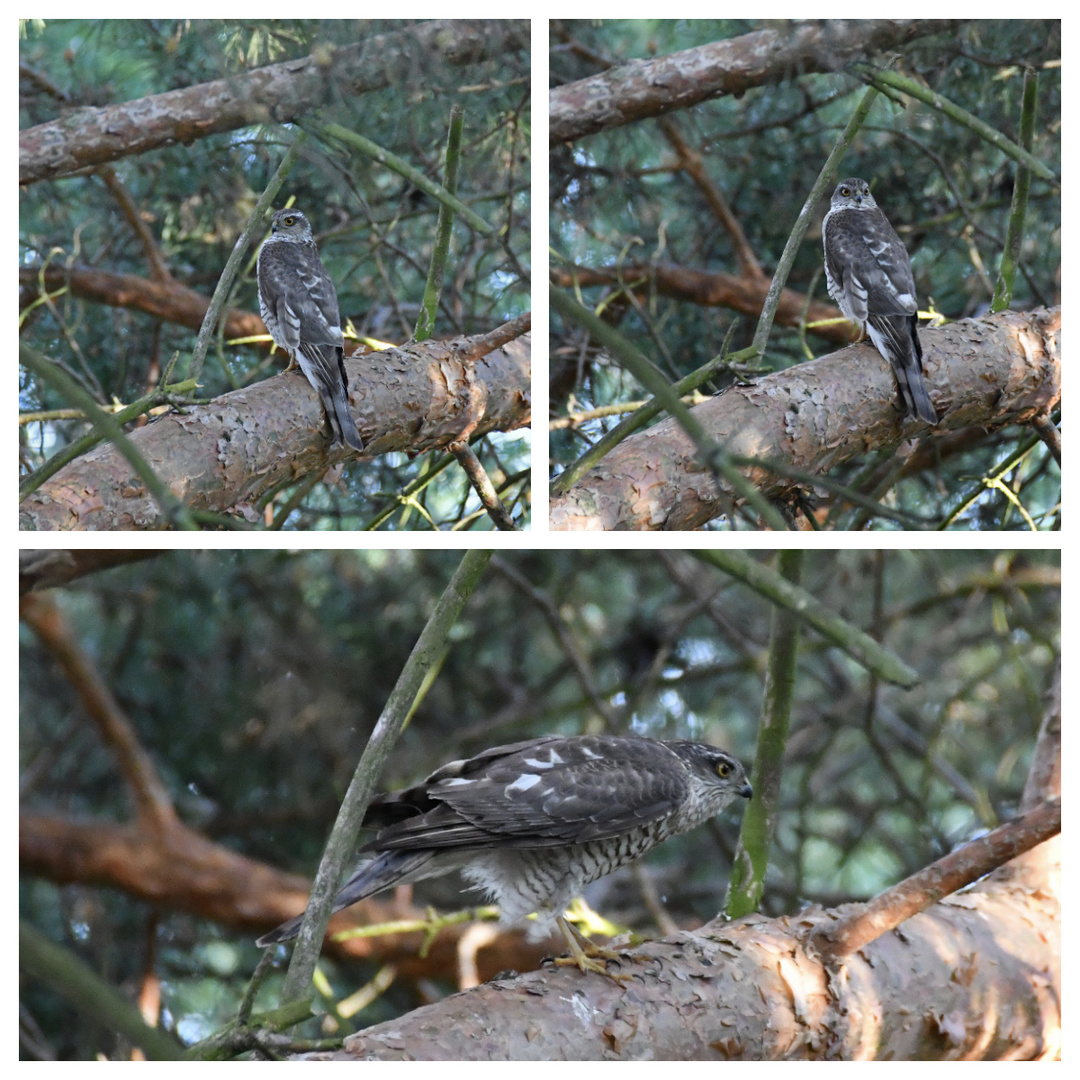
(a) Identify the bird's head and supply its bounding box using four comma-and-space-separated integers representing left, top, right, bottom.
831, 178, 877, 212
269, 209, 314, 242
671, 742, 753, 804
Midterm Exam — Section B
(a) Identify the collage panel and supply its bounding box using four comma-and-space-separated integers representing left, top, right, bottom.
18, 16, 1062, 1065
549, 20, 1059, 531
20, 19, 531, 532
20, 549, 1060, 1058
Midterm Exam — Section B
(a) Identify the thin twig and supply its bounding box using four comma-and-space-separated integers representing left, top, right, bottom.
449, 441, 518, 530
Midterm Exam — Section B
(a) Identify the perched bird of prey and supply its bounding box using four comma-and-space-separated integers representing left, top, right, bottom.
257, 209, 364, 452
257, 734, 752, 979
822, 178, 938, 424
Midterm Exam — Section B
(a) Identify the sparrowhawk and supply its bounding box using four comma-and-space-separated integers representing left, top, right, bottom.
256, 734, 752, 979
822, 178, 938, 424
257, 209, 364, 452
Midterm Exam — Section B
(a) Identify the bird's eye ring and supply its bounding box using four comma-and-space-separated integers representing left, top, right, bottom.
283, 216, 295, 226
717, 762, 731, 777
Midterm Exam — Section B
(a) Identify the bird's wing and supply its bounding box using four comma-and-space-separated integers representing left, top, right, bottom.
295, 258, 344, 347
295, 342, 347, 393
366, 736, 690, 851
827, 207, 917, 320
362, 736, 567, 829
259, 243, 343, 348
258, 246, 301, 353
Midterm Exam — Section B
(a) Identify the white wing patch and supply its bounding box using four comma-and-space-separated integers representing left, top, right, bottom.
505, 773, 542, 794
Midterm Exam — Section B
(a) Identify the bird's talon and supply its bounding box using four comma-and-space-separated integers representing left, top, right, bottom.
554, 915, 640, 984
553, 952, 634, 985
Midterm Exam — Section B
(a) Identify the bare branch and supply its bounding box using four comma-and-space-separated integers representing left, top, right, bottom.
550, 307, 1060, 531
21, 21, 528, 184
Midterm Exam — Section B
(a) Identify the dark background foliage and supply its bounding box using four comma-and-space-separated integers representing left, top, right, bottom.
549, 19, 1060, 528
20, 549, 1059, 1053
19, 20, 530, 529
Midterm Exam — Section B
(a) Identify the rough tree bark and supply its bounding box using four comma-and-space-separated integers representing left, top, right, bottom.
20, 331, 530, 530
549, 308, 1059, 531
550, 20, 966, 145
21, 20, 529, 184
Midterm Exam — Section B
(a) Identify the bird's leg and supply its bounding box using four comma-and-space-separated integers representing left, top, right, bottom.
552, 915, 634, 985
282, 350, 298, 373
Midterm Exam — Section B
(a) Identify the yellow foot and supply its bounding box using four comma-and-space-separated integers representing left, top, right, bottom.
552, 951, 634, 985
554, 915, 635, 985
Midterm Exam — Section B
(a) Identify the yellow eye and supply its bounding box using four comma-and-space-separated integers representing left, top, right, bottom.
283, 216, 295, 227
717, 762, 731, 778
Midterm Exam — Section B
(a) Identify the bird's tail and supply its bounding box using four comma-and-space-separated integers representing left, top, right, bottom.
872, 314, 938, 425
903, 371, 938, 426
256, 850, 438, 948
298, 344, 365, 453
325, 384, 364, 453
